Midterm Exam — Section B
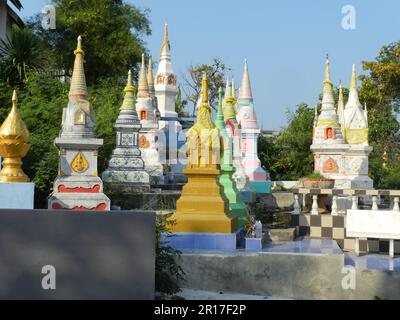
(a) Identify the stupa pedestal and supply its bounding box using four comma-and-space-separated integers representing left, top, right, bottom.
170, 167, 236, 233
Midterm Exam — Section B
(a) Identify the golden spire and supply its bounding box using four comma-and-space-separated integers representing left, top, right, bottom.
69, 35, 88, 100
0, 90, 30, 182
201, 72, 209, 106
159, 22, 171, 58
138, 53, 150, 98
147, 56, 155, 96
121, 70, 136, 110
350, 63, 357, 91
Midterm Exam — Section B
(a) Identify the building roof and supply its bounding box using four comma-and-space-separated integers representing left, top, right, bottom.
7, 1, 24, 29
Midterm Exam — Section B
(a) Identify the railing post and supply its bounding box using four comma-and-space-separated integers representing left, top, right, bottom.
331, 195, 338, 216
351, 195, 358, 210
372, 196, 378, 211
393, 197, 400, 212
292, 194, 300, 215
312, 194, 319, 215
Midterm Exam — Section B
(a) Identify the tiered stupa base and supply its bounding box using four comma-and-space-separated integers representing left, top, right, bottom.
169, 167, 236, 233
48, 176, 110, 211
218, 166, 249, 229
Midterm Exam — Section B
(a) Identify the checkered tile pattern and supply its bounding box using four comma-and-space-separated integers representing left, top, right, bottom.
292, 214, 400, 254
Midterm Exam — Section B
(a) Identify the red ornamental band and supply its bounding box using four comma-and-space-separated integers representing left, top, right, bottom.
51, 203, 108, 211
58, 184, 101, 193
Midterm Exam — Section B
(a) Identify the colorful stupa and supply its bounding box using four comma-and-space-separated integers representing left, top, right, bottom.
137, 53, 164, 185
223, 77, 255, 203
154, 23, 186, 184
0, 90, 30, 183
311, 57, 372, 188
215, 87, 249, 228
169, 73, 236, 233
48, 36, 110, 210
236, 60, 271, 193
102, 70, 151, 192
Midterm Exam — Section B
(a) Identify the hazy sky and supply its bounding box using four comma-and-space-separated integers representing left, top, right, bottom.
19, 0, 400, 130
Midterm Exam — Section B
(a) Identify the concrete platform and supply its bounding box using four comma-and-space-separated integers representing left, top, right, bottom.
176, 239, 400, 300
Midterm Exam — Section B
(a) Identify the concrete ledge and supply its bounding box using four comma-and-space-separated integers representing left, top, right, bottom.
162, 232, 237, 250
177, 250, 400, 299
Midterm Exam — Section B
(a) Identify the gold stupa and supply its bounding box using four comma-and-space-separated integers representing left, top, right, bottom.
0, 90, 30, 182
168, 73, 236, 233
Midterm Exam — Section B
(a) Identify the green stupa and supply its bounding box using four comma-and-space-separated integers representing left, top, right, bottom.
216, 87, 249, 229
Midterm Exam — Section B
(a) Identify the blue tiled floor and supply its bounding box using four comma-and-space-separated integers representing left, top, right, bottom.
345, 253, 400, 272
263, 239, 343, 255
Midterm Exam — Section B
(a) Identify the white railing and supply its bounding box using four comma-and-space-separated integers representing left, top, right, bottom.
291, 188, 400, 216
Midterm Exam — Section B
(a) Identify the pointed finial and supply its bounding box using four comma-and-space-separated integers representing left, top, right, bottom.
201, 72, 208, 104
138, 53, 150, 98
364, 102, 367, 111
239, 58, 253, 104
324, 54, 331, 83
12, 90, 17, 108
224, 76, 231, 100
159, 22, 171, 58
350, 64, 357, 91
231, 78, 235, 98
147, 56, 154, 83
69, 35, 88, 100
121, 69, 136, 110
147, 56, 155, 96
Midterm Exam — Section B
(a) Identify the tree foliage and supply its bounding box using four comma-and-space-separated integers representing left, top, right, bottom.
182, 58, 230, 114
0, 25, 49, 87
27, 0, 151, 84
259, 103, 315, 180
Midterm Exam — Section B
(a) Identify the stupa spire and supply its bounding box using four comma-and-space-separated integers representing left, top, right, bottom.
215, 87, 225, 129
69, 36, 88, 100
317, 55, 339, 124
159, 22, 171, 59
346, 64, 362, 109
224, 77, 231, 101
138, 53, 150, 98
201, 72, 209, 106
147, 56, 155, 97
337, 80, 345, 124
121, 70, 136, 110
239, 59, 253, 104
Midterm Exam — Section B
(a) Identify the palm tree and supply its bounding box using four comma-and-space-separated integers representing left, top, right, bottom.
0, 25, 46, 86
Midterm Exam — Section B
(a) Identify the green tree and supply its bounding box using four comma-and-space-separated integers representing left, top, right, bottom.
27, 0, 151, 85
0, 25, 49, 86
359, 42, 400, 186
182, 58, 230, 114
15, 72, 68, 208
175, 86, 188, 117
90, 78, 124, 174
259, 103, 315, 180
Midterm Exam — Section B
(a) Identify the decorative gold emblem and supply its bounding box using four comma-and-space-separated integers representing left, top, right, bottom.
71, 152, 89, 173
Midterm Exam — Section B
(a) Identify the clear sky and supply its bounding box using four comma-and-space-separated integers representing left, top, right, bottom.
19, 0, 400, 130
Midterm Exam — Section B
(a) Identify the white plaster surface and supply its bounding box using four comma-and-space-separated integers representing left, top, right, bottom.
347, 209, 400, 239
0, 183, 34, 209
